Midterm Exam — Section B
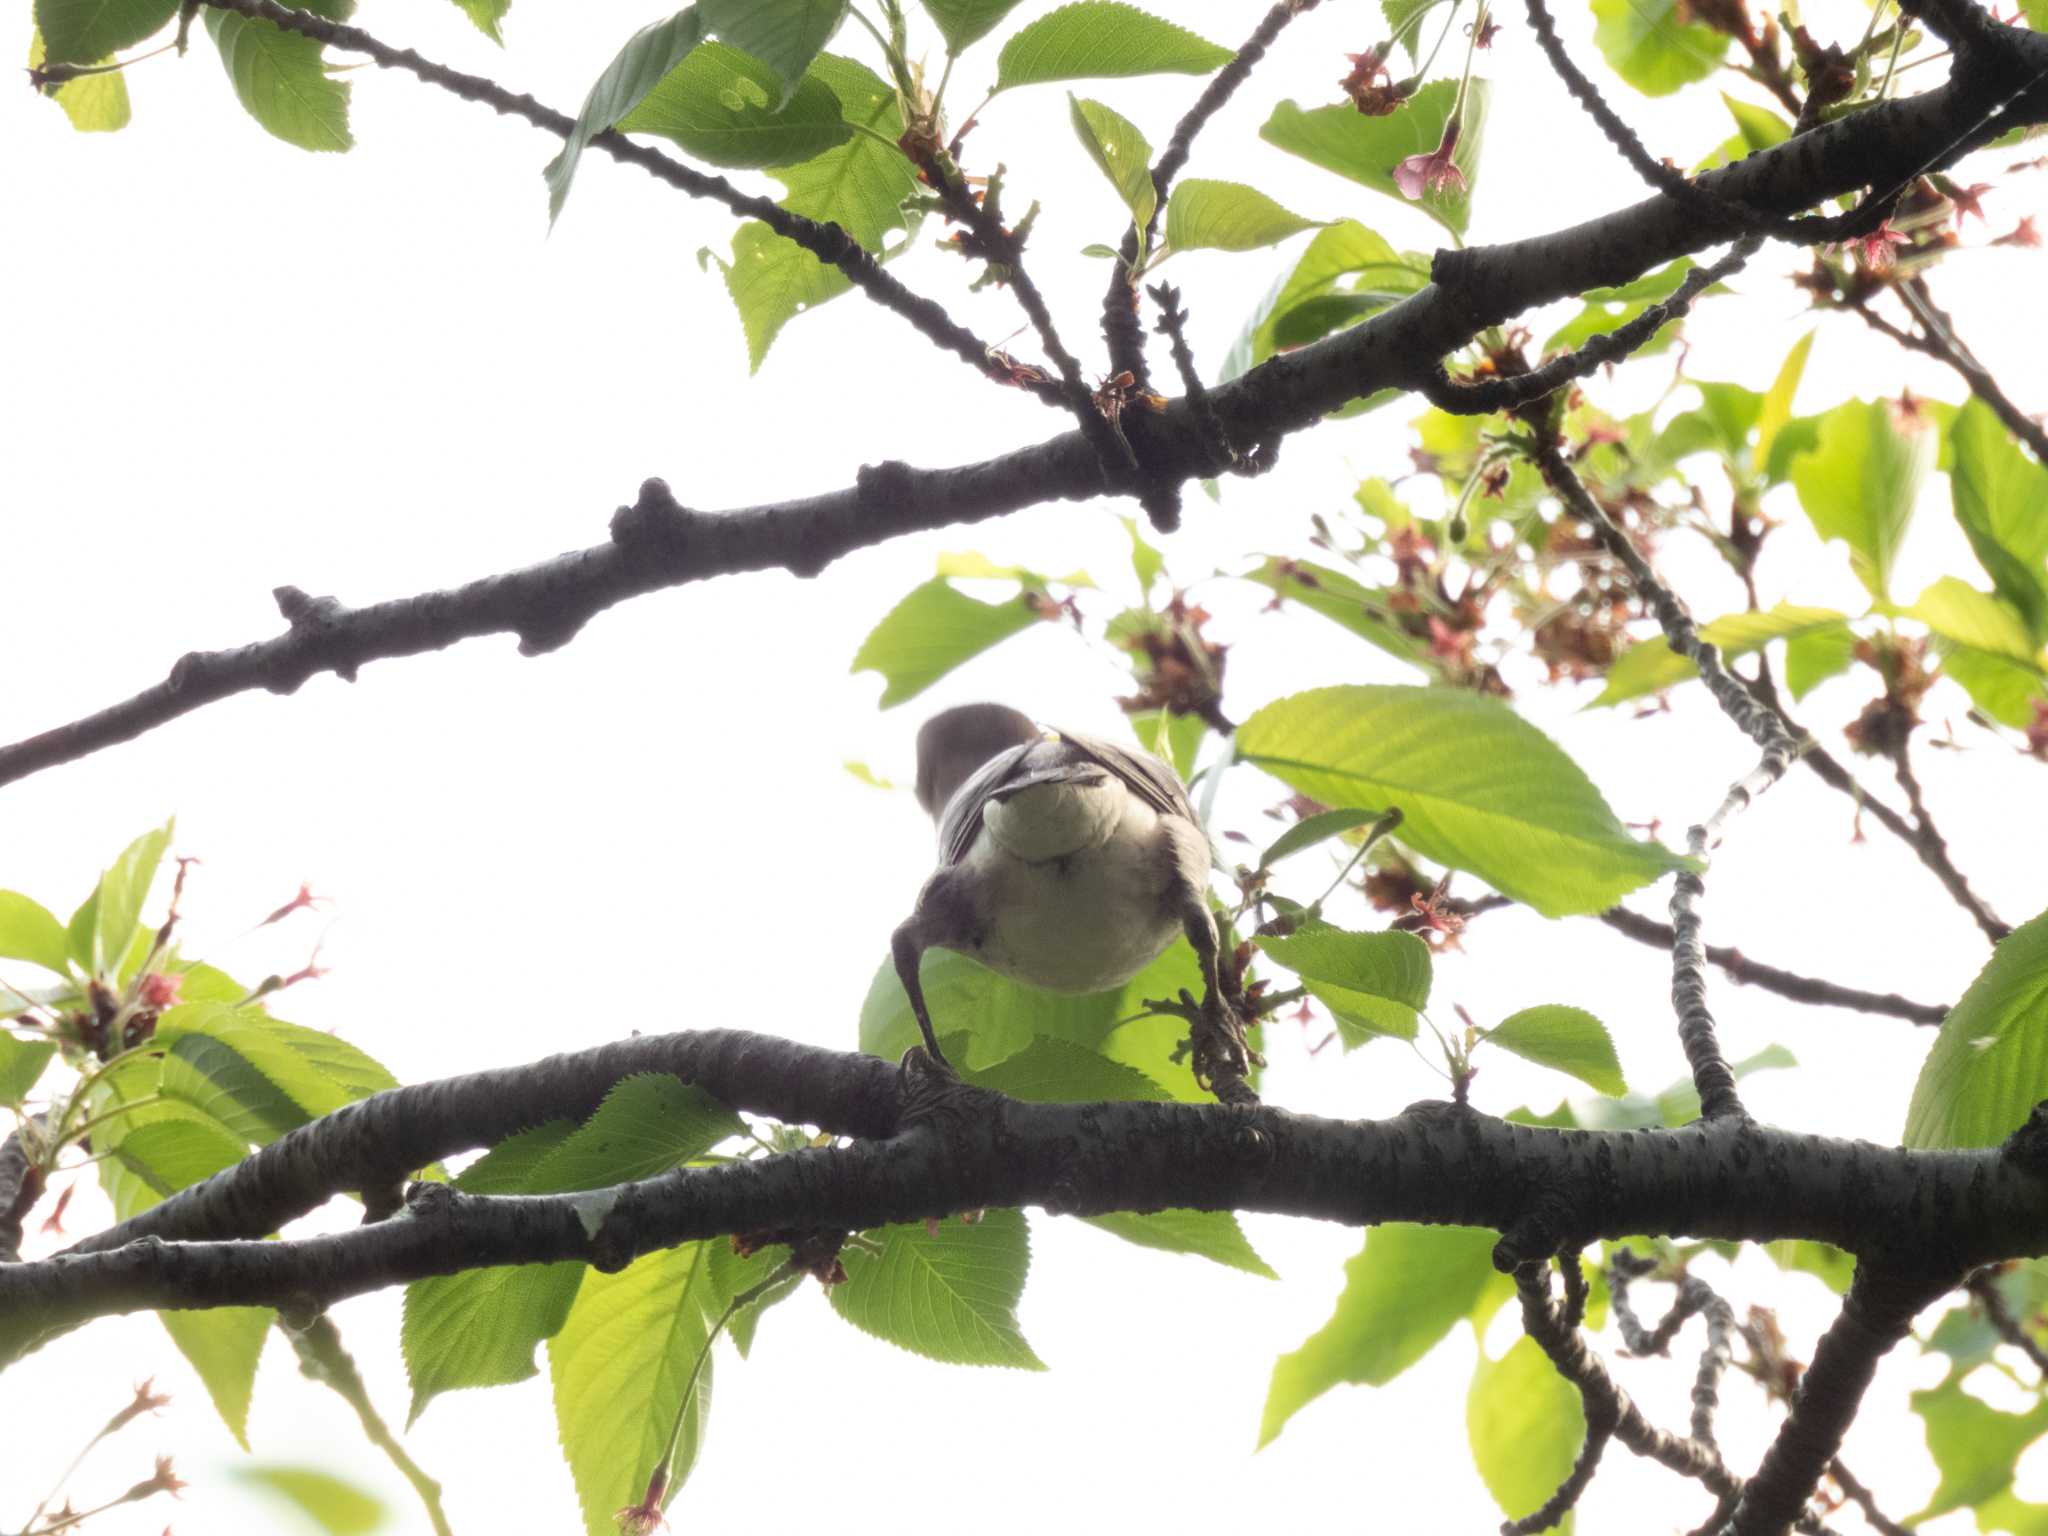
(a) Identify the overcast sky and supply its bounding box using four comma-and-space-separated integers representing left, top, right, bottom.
4, 0, 2046, 1531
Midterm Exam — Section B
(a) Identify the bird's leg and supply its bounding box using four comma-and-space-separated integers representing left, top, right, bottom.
1178, 892, 1259, 1105
891, 916, 953, 1071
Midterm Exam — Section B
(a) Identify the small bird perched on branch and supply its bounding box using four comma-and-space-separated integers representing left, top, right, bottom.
891, 703, 1253, 1095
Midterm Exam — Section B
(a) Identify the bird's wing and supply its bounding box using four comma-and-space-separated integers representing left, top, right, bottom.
935, 739, 1122, 866
1053, 730, 1198, 825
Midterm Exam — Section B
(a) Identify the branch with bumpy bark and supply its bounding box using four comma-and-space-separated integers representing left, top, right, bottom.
1727, 1267, 1952, 1535
8, 23, 2048, 789
10, 1028, 2048, 1368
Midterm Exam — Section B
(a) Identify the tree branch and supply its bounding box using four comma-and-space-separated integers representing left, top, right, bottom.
1966, 1265, 2048, 1376
1596, 908, 1950, 1025
1847, 279, 2048, 465
1728, 1267, 1951, 1536
11, 24, 2048, 787
8, 1029, 2047, 1365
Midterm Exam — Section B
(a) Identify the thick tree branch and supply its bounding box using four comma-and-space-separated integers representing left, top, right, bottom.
8, 1029, 2048, 1364
1728, 1267, 1950, 1536
10, 25, 2048, 788
1596, 908, 1950, 1024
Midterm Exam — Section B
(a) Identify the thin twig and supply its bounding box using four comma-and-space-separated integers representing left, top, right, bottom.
1966, 1266, 2048, 1376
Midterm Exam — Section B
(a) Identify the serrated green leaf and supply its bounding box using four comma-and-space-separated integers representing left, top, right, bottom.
206, 11, 352, 152
964, 1034, 1172, 1101
1082, 1209, 1277, 1277
34, 0, 176, 65
1912, 1370, 2048, 1523
0, 1037, 57, 1105
1068, 94, 1156, 241
698, 0, 845, 104
445, 0, 508, 43
29, 29, 130, 131
1485, 1005, 1626, 1095
1239, 686, 1686, 917
162, 1308, 272, 1449
405, 1079, 737, 1422
851, 577, 1044, 707
831, 1207, 1044, 1368
230, 1466, 386, 1535
1255, 924, 1431, 1047
1262, 1223, 1500, 1445
1938, 639, 2048, 728
1259, 808, 1383, 871
1783, 622, 1858, 699
89, 820, 170, 979
157, 1006, 370, 1144
1755, 331, 1814, 479
1591, 0, 1729, 95
1904, 907, 2048, 1149
921, 0, 1025, 52
1791, 398, 1934, 601
107, 1116, 250, 1212
546, 8, 706, 223
725, 53, 919, 366
1469, 1333, 1586, 1524
1218, 222, 1428, 386
1908, 577, 2043, 666
995, 1, 1231, 90
861, 948, 1124, 1068
1258, 79, 1488, 239
1165, 179, 1322, 253
1242, 557, 1431, 668
1949, 398, 2048, 639
0, 891, 72, 977
1591, 603, 1851, 706
550, 1242, 719, 1535
619, 39, 850, 167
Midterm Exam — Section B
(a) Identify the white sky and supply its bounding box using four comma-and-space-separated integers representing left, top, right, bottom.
4, 0, 2046, 1532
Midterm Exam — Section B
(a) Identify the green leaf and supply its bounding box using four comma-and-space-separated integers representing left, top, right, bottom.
1468, 1334, 1587, 1524
862, 948, 1122, 1068
1591, 0, 1730, 95
1068, 95, 1156, 240
1724, 91, 1792, 152
107, 1116, 250, 1213
1755, 331, 1814, 479
963, 1034, 1170, 1102
1255, 923, 1431, 1047
1218, 222, 1429, 386
921, 0, 1025, 52
851, 577, 1044, 707
1591, 603, 1851, 706
1937, 639, 2048, 728
832, 1207, 1044, 1368
1242, 557, 1431, 668
29, 29, 130, 131
697, 0, 845, 104
206, 11, 353, 152
1760, 1239, 1855, 1294
1164, 179, 1323, 253
1645, 1043, 1796, 1130
162, 1307, 272, 1449
1383, 0, 1440, 63
89, 819, 171, 979
404, 1078, 738, 1421
994, 2, 1231, 90
1783, 621, 1858, 698
34, 0, 176, 65
1262, 1223, 1501, 1445
445, 0, 508, 43
1949, 398, 2048, 639
1121, 515, 1163, 593
1911, 1370, 2048, 1523
1258, 78, 1489, 239
724, 54, 920, 367
1484, 1006, 1626, 1095
1081, 1209, 1277, 1277
1259, 808, 1383, 870
618, 39, 851, 168
229, 1466, 386, 1535
0, 891, 73, 977
545, 8, 706, 223
550, 1242, 719, 1534
157, 1007, 367, 1144
1904, 907, 2048, 1149
1238, 686, 1686, 917
1908, 577, 2043, 666
1790, 398, 1934, 601
0, 1037, 57, 1105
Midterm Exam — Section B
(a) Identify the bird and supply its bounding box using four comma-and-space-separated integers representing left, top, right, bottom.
890, 702, 1249, 1086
